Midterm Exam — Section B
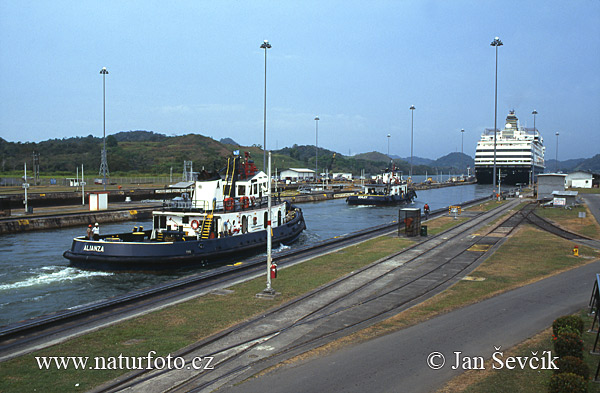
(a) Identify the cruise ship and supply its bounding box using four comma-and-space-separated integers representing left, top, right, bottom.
475, 110, 545, 185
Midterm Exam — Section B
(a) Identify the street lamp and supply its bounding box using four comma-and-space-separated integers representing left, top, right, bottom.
491, 36, 503, 189
409, 105, 415, 178
99, 67, 109, 191
387, 134, 391, 158
314, 116, 319, 180
531, 109, 538, 186
461, 128, 465, 155
260, 40, 272, 171
555, 132, 559, 172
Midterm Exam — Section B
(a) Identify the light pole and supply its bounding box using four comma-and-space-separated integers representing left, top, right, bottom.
491, 36, 503, 189
531, 109, 538, 186
314, 116, 319, 181
409, 105, 415, 178
260, 40, 271, 171
555, 132, 559, 172
99, 67, 109, 191
461, 128, 465, 175
387, 134, 391, 158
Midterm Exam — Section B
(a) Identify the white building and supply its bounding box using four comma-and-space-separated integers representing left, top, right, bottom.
280, 168, 315, 182
566, 171, 593, 189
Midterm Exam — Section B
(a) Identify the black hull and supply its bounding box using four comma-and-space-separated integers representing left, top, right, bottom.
346, 190, 417, 206
475, 165, 544, 185
63, 210, 306, 271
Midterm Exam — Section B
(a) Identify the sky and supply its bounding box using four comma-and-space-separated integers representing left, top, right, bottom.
1, 0, 599, 161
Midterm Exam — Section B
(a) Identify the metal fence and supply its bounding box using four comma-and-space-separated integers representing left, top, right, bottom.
0, 177, 173, 187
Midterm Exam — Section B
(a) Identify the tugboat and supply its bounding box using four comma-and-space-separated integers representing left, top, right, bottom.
63, 152, 306, 271
346, 165, 417, 206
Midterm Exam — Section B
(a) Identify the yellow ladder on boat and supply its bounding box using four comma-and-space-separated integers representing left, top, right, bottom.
223, 157, 236, 198
200, 214, 213, 239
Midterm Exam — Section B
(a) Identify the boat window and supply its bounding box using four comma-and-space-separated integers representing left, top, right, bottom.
264, 211, 268, 229
242, 215, 248, 233
278, 210, 282, 226
238, 185, 246, 196
158, 215, 167, 229
182, 216, 189, 224
253, 184, 257, 194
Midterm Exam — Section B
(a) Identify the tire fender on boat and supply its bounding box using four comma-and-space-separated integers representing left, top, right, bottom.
240, 196, 250, 209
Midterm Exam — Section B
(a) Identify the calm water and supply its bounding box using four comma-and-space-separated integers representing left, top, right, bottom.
0, 184, 493, 326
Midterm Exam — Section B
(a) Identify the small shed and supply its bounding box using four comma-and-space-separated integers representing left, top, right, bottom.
90, 192, 109, 211
537, 173, 566, 201
566, 171, 593, 189
551, 191, 579, 207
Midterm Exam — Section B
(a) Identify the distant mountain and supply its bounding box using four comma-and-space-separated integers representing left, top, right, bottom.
219, 137, 240, 146
545, 158, 587, 173
575, 154, 600, 172
353, 151, 397, 162
431, 152, 474, 171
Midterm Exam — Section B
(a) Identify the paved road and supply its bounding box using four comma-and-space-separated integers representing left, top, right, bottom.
583, 194, 600, 225
223, 260, 600, 393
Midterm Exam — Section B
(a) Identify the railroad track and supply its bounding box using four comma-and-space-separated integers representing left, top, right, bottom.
526, 211, 600, 250
91, 199, 528, 393
0, 196, 493, 360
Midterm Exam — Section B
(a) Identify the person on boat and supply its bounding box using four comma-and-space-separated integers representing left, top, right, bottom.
223, 220, 229, 237
423, 204, 430, 220
92, 223, 100, 240
86, 224, 93, 240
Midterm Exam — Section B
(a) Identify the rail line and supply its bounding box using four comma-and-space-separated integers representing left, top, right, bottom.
526, 211, 600, 250
93, 199, 528, 392
0, 196, 492, 360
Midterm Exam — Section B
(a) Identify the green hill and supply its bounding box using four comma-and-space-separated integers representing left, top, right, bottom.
3, 131, 594, 177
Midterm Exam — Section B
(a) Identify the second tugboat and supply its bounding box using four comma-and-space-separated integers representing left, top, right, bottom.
64, 152, 306, 271
346, 165, 417, 206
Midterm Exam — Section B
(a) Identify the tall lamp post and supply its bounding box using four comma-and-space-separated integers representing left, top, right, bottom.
555, 132, 559, 172
387, 134, 391, 158
99, 67, 109, 191
491, 36, 503, 190
531, 109, 538, 186
314, 116, 319, 181
461, 128, 465, 175
409, 105, 415, 178
260, 40, 272, 171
